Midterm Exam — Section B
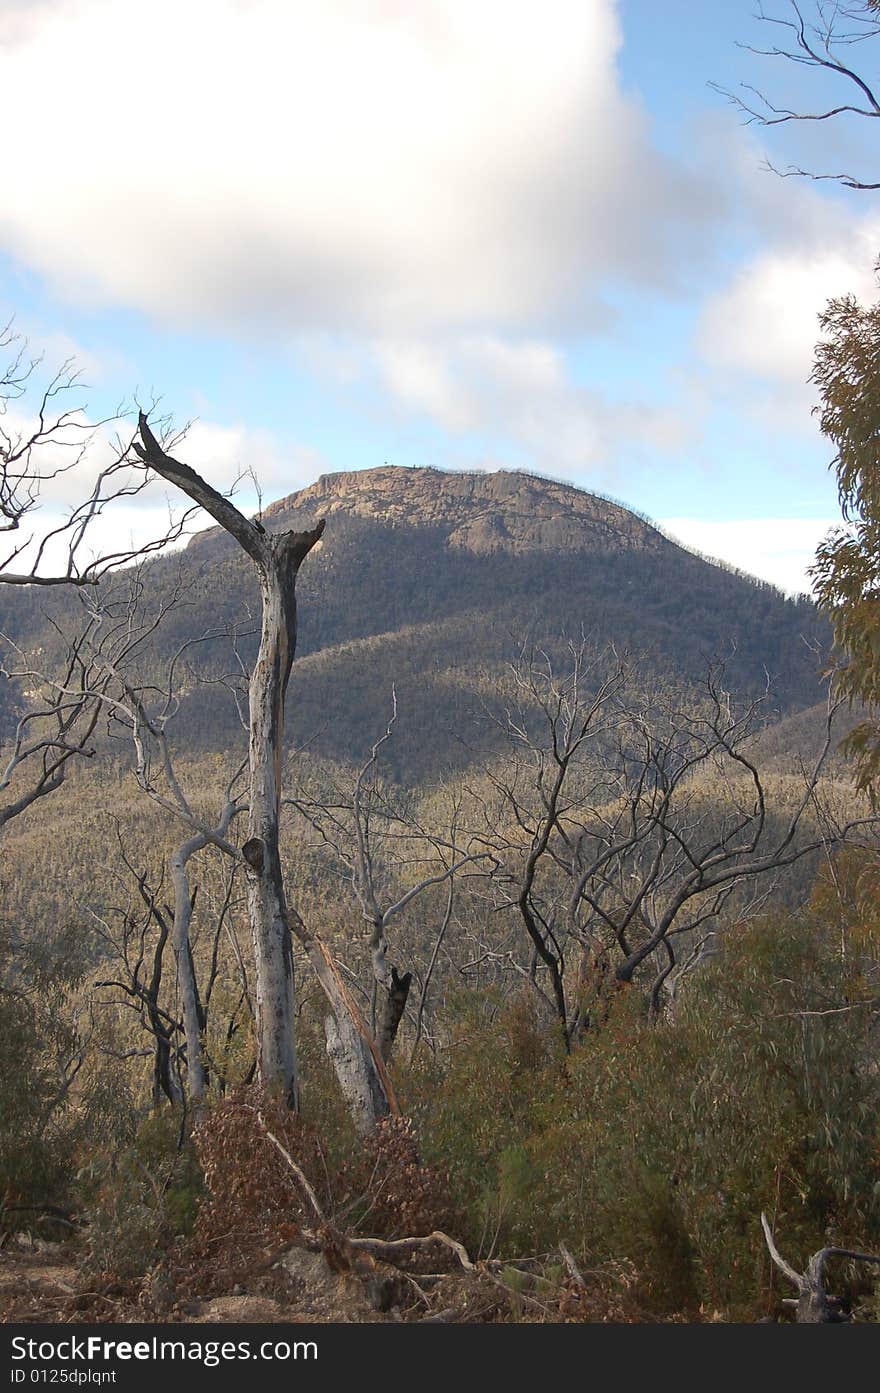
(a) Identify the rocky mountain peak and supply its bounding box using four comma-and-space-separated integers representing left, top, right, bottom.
257, 464, 668, 557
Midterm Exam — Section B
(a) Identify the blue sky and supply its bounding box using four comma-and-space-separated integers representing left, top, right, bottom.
2, 0, 879, 593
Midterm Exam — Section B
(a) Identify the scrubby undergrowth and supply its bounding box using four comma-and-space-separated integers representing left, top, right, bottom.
3, 885, 880, 1323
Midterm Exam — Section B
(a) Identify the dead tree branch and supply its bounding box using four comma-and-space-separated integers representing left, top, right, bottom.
761, 1210, 880, 1319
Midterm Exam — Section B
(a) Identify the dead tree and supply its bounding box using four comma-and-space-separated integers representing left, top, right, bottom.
0, 620, 106, 830
90, 830, 251, 1108
133, 413, 322, 1106
0, 328, 193, 831
0, 322, 193, 586
7, 570, 252, 1107
99, 618, 246, 1106
471, 643, 877, 1047
89, 848, 186, 1108
712, 1, 880, 190
761, 1211, 880, 1320
467, 641, 628, 1049
291, 692, 490, 1085
134, 413, 397, 1126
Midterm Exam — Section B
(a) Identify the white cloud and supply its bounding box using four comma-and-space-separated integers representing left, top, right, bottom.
38, 501, 195, 572
374, 340, 472, 432
701, 206, 880, 392
6, 324, 111, 388
371, 333, 696, 475
660, 516, 837, 596
0, 0, 718, 338
179, 420, 324, 499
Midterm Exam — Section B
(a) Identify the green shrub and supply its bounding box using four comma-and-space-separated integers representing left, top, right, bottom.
80, 1110, 203, 1279
0, 918, 128, 1227
408, 902, 880, 1319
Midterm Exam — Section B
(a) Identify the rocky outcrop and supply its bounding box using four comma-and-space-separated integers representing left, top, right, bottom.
237, 465, 669, 557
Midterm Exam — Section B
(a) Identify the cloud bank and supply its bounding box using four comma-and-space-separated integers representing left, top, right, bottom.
0, 0, 716, 339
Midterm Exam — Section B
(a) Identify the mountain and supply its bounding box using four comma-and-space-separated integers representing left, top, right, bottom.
1, 466, 830, 781
259, 465, 669, 555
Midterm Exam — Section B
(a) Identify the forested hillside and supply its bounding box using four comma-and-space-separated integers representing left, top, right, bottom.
4, 418, 877, 1335
0, 467, 830, 777
6, 0, 880, 1339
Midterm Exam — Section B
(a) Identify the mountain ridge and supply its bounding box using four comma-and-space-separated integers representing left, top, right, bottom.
1, 463, 831, 779
189, 464, 674, 563
263, 465, 669, 557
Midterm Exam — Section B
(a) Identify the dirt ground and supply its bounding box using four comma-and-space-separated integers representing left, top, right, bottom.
0, 1235, 507, 1324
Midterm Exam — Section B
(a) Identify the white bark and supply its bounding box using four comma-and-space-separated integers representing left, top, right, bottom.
136, 414, 318, 1106
295, 913, 394, 1135
242, 543, 303, 1107
136, 412, 395, 1124
169, 836, 207, 1101
323, 1014, 386, 1138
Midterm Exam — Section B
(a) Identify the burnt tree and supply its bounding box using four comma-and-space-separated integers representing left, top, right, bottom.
134, 413, 321, 1106
134, 414, 401, 1129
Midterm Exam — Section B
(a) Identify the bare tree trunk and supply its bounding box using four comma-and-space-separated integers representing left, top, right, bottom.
760, 1212, 880, 1322
323, 1015, 387, 1136
241, 538, 307, 1108
295, 915, 396, 1136
170, 834, 209, 1102
135, 415, 322, 1108
378, 966, 412, 1062
134, 414, 403, 1125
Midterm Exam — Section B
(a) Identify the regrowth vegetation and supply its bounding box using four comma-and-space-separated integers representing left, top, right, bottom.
1, 337, 879, 1323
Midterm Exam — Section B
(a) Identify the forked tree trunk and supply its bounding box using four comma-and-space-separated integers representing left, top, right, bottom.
135, 414, 396, 1125
760, 1212, 880, 1322
135, 416, 321, 1106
